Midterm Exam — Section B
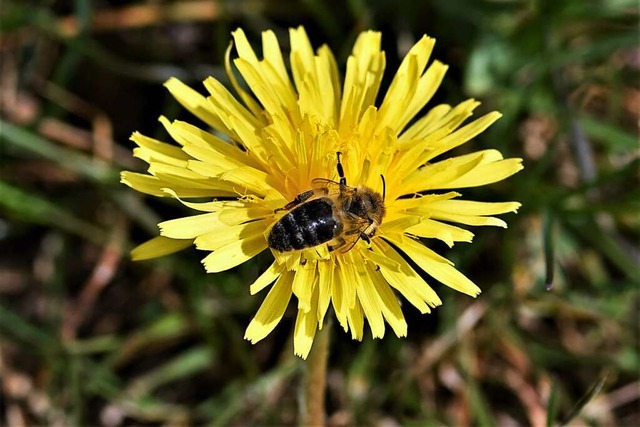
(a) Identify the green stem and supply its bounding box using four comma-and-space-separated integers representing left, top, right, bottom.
301, 324, 330, 426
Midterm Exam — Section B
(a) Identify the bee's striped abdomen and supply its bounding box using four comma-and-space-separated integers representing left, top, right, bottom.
268, 198, 341, 252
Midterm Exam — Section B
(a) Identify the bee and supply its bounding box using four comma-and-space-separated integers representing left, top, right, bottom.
268, 152, 386, 253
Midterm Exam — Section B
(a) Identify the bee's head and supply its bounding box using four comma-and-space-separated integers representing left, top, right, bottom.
347, 187, 386, 224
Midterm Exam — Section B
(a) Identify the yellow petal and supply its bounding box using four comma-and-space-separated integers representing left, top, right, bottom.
400, 61, 448, 132
131, 236, 193, 261
406, 219, 475, 247
120, 171, 233, 198
390, 192, 460, 211
337, 254, 357, 309
181, 144, 246, 173
294, 45, 341, 127
186, 160, 274, 196
316, 260, 334, 326
288, 26, 316, 94
331, 265, 348, 332
203, 76, 263, 132
316, 45, 341, 125
361, 248, 401, 272
346, 301, 364, 341
293, 283, 319, 359
250, 261, 284, 295
391, 236, 481, 296
133, 147, 187, 168
130, 132, 190, 167
233, 57, 297, 124
351, 31, 384, 99
160, 187, 268, 215
120, 172, 169, 197
439, 215, 507, 227
428, 200, 521, 216
261, 116, 298, 170
195, 220, 268, 251
159, 212, 223, 239
376, 54, 420, 134
292, 261, 317, 313
365, 264, 407, 337
377, 35, 436, 134
389, 124, 454, 182
261, 30, 293, 93
218, 166, 276, 196
400, 149, 500, 195
379, 215, 422, 235
224, 114, 270, 166
244, 272, 294, 343
201, 234, 266, 273
147, 163, 245, 197
423, 112, 503, 163
373, 239, 442, 312
163, 77, 228, 133
399, 103, 454, 142
339, 31, 385, 132
231, 27, 259, 64
225, 37, 263, 119
166, 119, 262, 169
422, 200, 522, 228
355, 264, 385, 338
443, 158, 524, 189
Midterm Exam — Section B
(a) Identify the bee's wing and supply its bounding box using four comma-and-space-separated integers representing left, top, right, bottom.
311, 178, 342, 195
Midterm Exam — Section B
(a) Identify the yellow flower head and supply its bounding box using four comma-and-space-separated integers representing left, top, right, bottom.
122, 27, 523, 359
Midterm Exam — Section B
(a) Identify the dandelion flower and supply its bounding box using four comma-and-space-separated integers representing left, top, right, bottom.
122, 27, 523, 359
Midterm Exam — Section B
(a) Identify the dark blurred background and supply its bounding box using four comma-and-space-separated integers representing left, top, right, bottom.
1, 0, 638, 425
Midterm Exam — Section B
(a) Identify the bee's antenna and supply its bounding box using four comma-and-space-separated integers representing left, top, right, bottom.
336, 151, 346, 186
380, 174, 386, 201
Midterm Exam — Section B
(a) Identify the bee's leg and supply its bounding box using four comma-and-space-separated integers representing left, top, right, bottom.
343, 215, 374, 247
336, 152, 347, 187
340, 240, 359, 253
328, 236, 347, 252
274, 188, 327, 212
275, 190, 313, 212
335, 228, 368, 253
359, 232, 371, 245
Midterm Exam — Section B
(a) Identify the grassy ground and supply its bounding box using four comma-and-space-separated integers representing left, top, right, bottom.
1, 0, 638, 425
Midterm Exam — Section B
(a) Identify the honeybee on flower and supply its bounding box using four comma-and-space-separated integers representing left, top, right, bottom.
122, 27, 523, 359
268, 151, 386, 254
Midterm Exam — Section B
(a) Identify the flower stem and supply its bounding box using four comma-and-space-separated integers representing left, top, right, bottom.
302, 324, 330, 426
